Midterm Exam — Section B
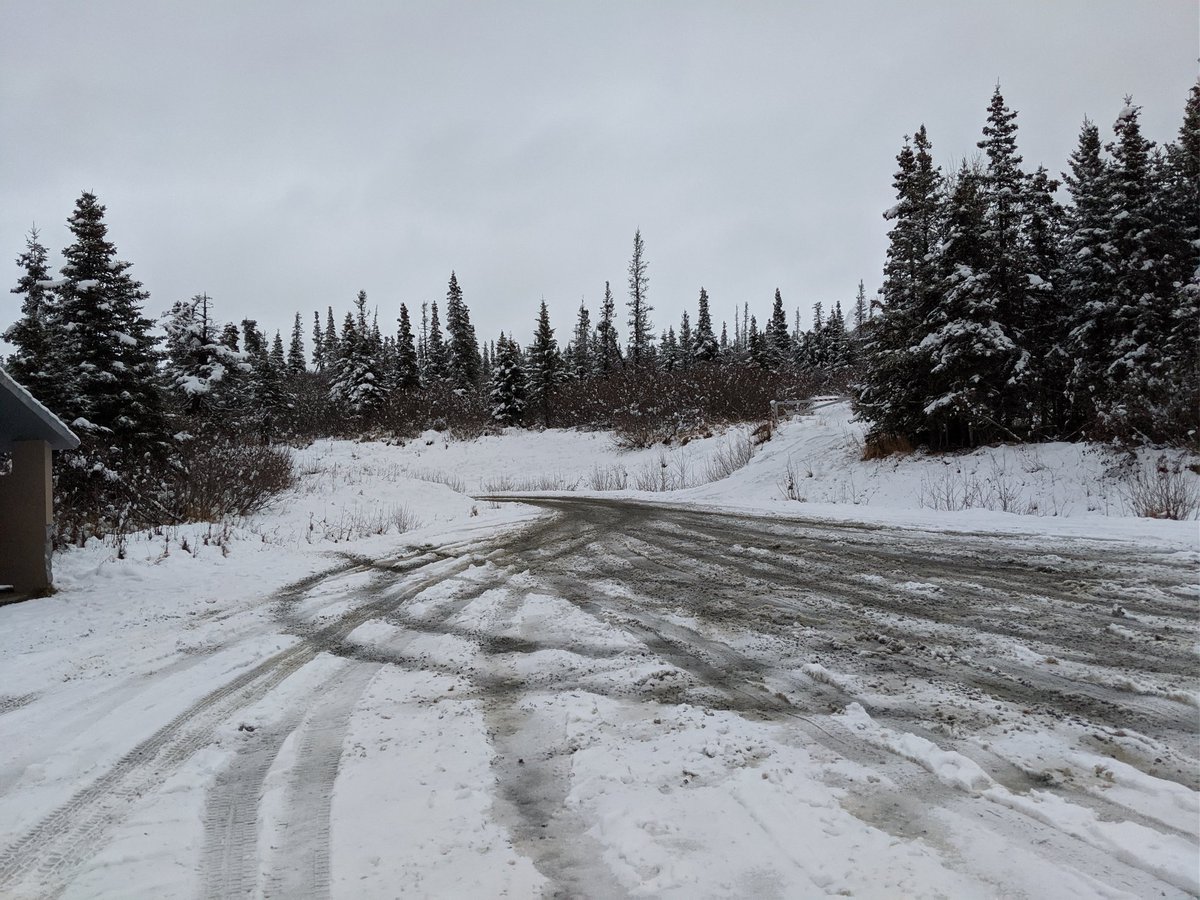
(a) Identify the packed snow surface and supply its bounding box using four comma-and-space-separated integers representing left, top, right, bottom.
0, 403, 1196, 897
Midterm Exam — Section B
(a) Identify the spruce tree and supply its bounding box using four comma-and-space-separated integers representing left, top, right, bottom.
53, 192, 166, 449
425, 301, 449, 384
287, 312, 306, 377
659, 327, 680, 371
1094, 98, 1187, 441
312, 311, 326, 372
324, 307, 339, 362
161, 292, 241, 418
488, 334, 526, 426
1062, 117, 1115, 429
570, 300, 593, 378
1023, 166, 1071, 435
444, 271, 482, 390
596, 281, 622, 374
677, 311, 693, 368
4, 227, 57, 403
626, 229, 653, 367
1159, 81, 1200, 439
526, 300, 564, 426
922, 162, 1020, 446
693, 287, 718, 362
765, 288, 790, 370
976, 86, 1036, 433
395, 302, 420, 390
854, 126, 944, 443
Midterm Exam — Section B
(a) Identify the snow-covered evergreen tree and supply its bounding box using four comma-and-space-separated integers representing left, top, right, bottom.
52, 192, 167, 449
526, 300, 564, 426
395, 302, 420, 390
3, 227, 57, 404
488, 333, 526, 426
311, 311, 326, 372
765, 288, 790, 370
425, 301, 450, 385
920, 162, 1021, 446
328, 292, 386, 419
563, 300, 591, 379
287, 313, 306, 377
854, 126, 944, 442
444, 272, 481, 390
626, 229, 654, 367
693, 287, 718, 362
596, 281, 622, 374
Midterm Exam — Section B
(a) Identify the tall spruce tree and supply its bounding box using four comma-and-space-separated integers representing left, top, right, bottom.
626, 229, 653, 367
921, 162, 1021, 446
1062, 117, 1115, 430
569, 300, 593, 378
853, 126, 944, 442
444, 272, 482, 390
53, 192, 166, 449
287, 312, 306, 377
311, 311, 326, 372
596, 281, 622, 374
526, 300, 564, 426
489, 334, 526, 426
395, 303, 420, 390
693, 287, 718, 362
765, 288, 791, 370
425, 301, 449, 384
4, 227, 56, 403
975, 86, 1036, 433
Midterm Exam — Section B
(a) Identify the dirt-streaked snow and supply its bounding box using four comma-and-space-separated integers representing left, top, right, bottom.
0, 405, 1195, 898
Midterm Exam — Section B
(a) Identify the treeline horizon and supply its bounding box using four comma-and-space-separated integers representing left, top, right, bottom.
2, 81, 1196, 541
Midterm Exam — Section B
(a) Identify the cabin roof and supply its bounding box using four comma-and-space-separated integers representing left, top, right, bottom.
0, 367, 81, 452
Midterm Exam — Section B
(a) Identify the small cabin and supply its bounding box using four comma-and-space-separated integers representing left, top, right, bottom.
0, 367, 79, 597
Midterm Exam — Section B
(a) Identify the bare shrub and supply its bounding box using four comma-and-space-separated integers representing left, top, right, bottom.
170, 438, 296, 521
406, 467, 467, 494
778, 459, 805, 502
1121, 456, 1200, 520
588, 464, 629, 491
481, 474, 517, 492
308, 502, 421, 542
704, 431, 754, 482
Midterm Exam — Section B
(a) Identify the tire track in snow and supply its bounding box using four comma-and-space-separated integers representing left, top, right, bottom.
260, 663, 380, 900
0, 552, 465, 898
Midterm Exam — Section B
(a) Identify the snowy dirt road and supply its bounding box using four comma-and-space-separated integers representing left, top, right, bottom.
1, 497, 1197, 898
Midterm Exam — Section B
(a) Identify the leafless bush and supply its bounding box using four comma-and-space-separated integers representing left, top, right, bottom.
308, 502, 421, 542
704, 431, 754, 482
633, 451, 693, 492
587, 464, 629, 491
1120, 456, 1200, 520
170, 438, 296, 521
405, 467, 467, 494
778, 459, 805, 502
481, 473, 580, 492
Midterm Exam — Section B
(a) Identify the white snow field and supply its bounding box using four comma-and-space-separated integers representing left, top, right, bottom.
0, 403, 1196, 898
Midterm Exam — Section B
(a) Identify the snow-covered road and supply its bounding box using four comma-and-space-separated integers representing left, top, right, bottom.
1, 497, 1197, 898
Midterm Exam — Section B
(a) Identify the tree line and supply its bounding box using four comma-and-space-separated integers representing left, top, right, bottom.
855, 83, 1198, 450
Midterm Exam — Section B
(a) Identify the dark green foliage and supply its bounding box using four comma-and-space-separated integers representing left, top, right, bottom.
4, 228, 56, 403
488, 333, 526, 426
395, 303, 420, 390
444, 272, 482, 390
526, 300, 564, 426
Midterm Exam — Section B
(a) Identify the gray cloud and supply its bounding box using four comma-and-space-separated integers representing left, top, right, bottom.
2, 1, 1195, 350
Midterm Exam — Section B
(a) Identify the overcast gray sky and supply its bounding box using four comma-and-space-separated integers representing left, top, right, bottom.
2, 1, 1196, 352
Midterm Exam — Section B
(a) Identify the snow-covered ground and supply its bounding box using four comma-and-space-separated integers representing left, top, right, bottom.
0, 403, 1196, 897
